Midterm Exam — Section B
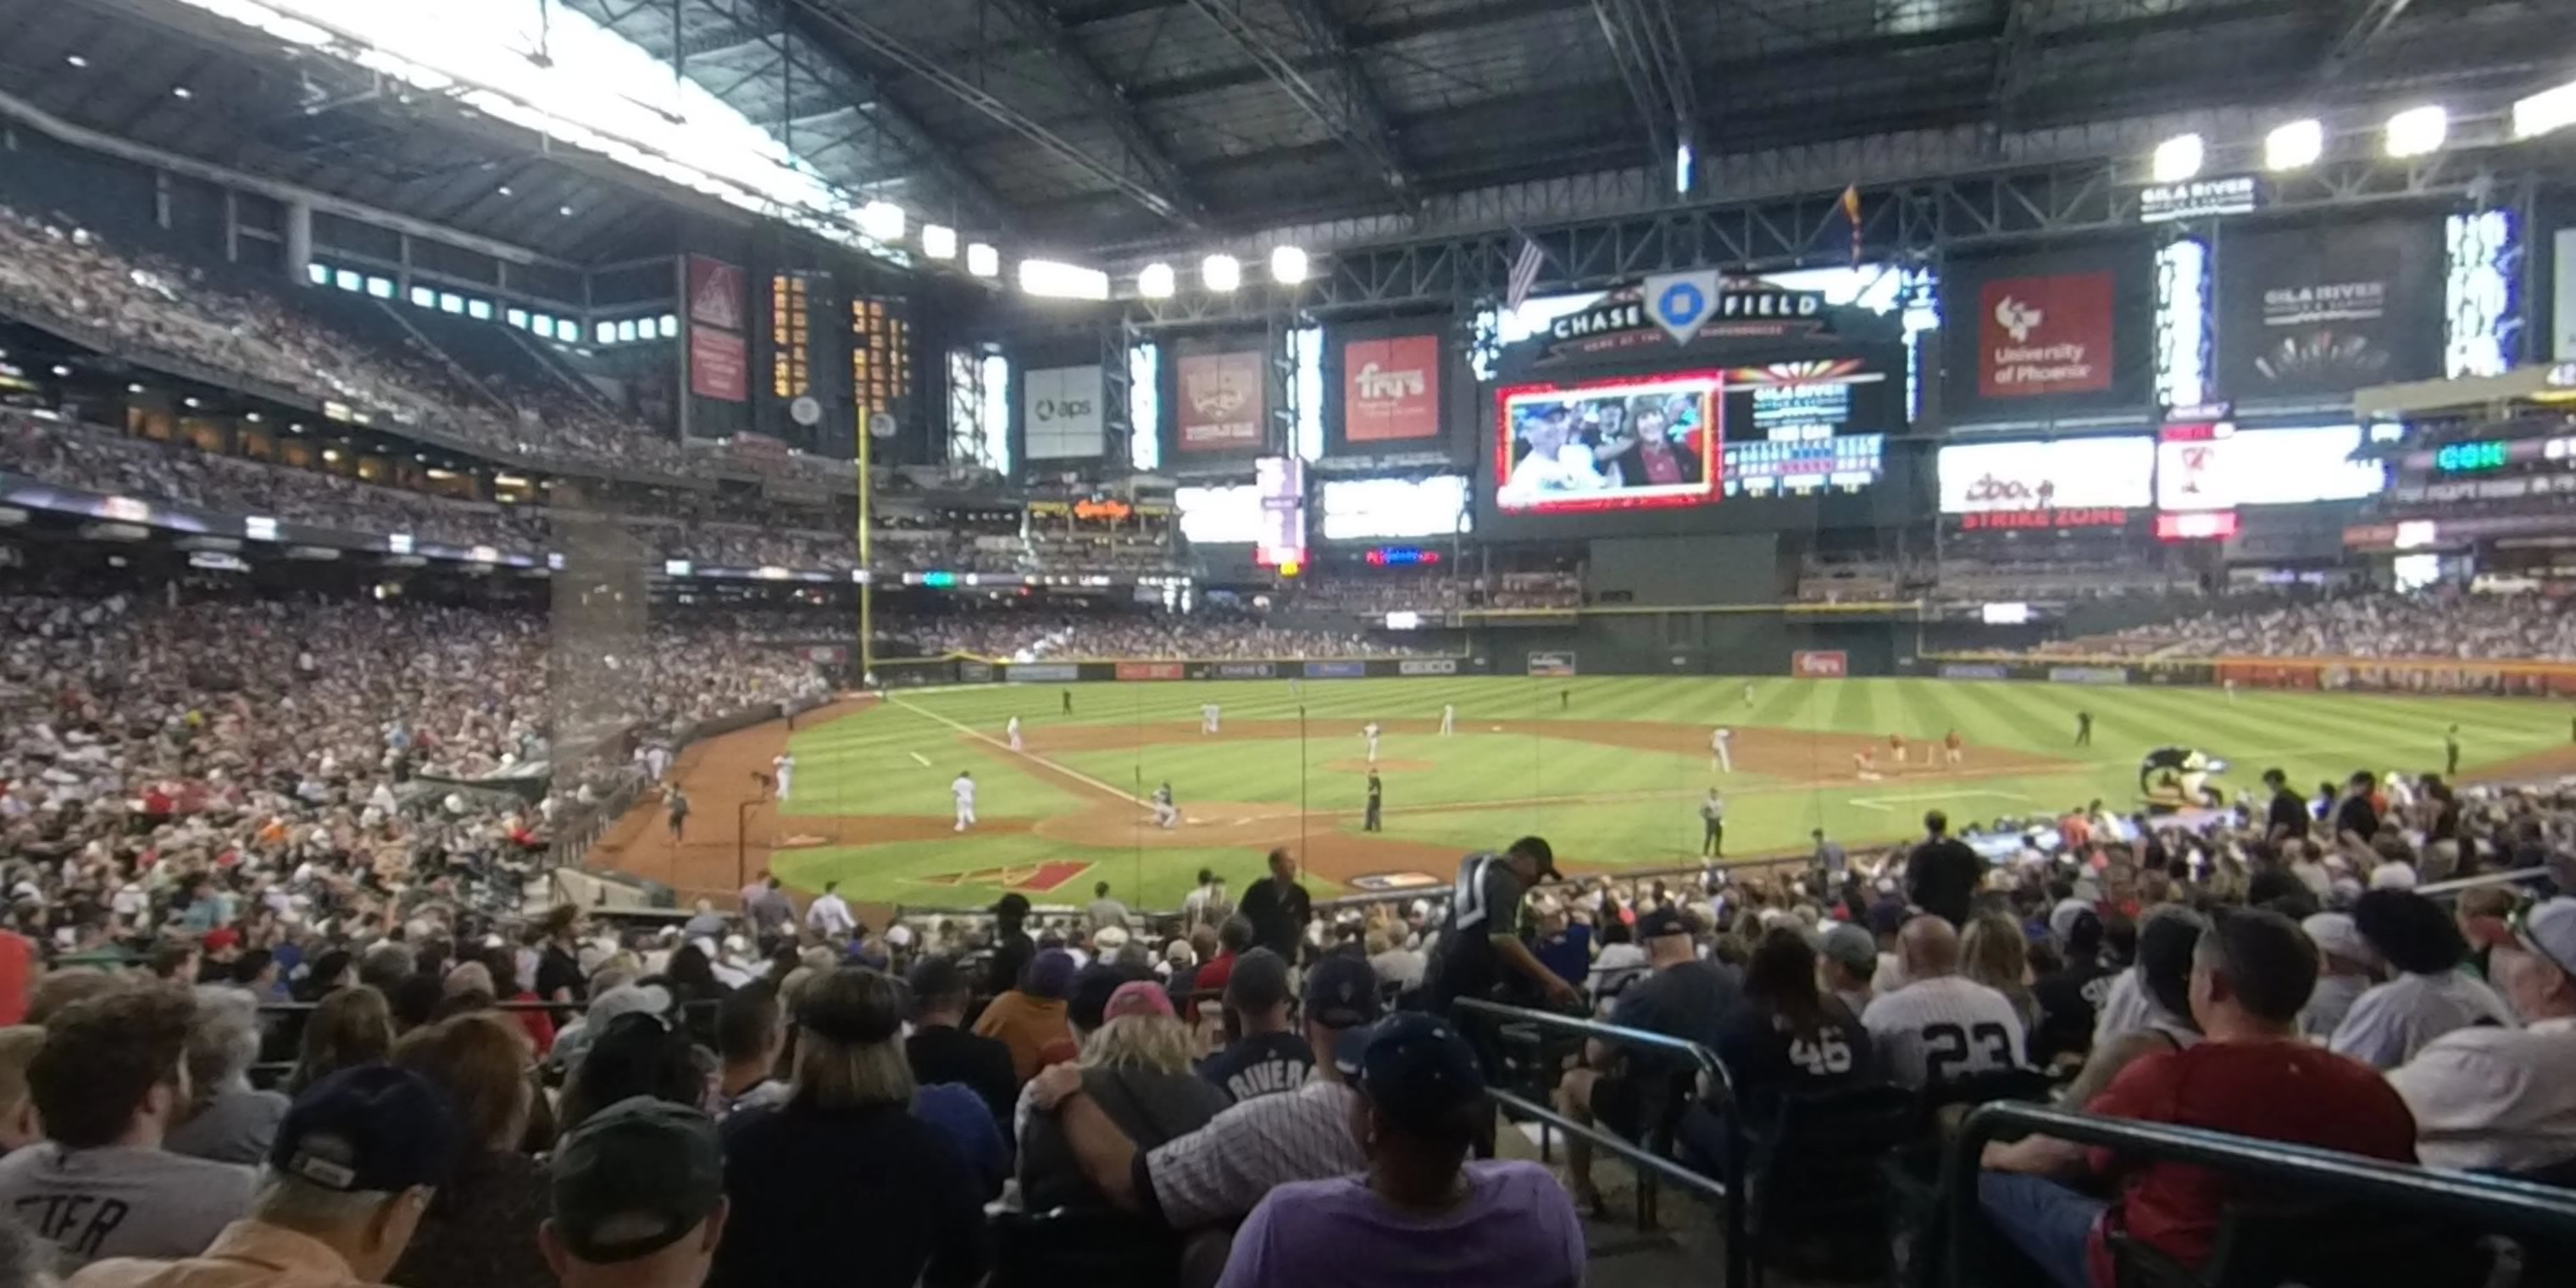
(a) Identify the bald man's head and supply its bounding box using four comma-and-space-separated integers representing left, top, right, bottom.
1897, 915, 1961, 980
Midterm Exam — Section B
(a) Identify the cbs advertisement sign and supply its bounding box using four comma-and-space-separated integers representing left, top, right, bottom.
2216, 219, 2442, 400
1937, 437, 2155, 514
1941, 242, 2152, 420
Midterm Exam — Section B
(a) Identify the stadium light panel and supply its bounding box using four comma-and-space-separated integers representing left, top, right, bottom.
2265, 119, 2323, 170
858, 200, 904, 242
1674, 142, 1693, 193
2150, 133, 2204, 183
966, 242, 1000, 278
921, 224, 957, 260
64, 55, 87, 68
171, 86, 192, 99
2385, 105, 2447, 158
1202, 254, 1241, 292
1137, 263, 1176, 299
1018, 259, 1111, 301
1269, 246, 1309, 286
2516, 80, 2576, 139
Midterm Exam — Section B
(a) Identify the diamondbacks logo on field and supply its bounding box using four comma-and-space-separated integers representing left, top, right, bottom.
916, 862, 1092, 893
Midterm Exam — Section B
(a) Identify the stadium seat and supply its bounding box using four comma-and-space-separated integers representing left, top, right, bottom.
991, 1207, 1181, 1288
1735, 1084, 1920, 1287
2106, 1196, 2497, 1288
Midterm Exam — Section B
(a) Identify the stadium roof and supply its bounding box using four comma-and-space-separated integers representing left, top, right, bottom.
0, 0, 2568, 266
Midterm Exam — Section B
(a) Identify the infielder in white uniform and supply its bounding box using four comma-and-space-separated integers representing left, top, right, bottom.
1006, 715, 1023, 751
1152, 781, 1179, 829
1710, 727, 1733, 774
951, 771, 976, 831
770, 753, 795, 801
1201, 703, 1222, 735
1439, 704, 1456, 736
1363, 721, 1382, 763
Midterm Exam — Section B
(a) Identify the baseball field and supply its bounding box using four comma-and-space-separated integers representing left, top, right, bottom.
592, 675, 2576, 910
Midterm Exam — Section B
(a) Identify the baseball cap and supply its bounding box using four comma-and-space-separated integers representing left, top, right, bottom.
1301, 952, 1382, 1029
1636, 907, 1690, 940
1818, 923, 1878, 976
2511, 897, 2576, 980
1507, 836, 1563, 881
1022, 948, 1077, 999
1225, 948, 1294, 1011
270, 1066, 460, 1194
1334, 1013, 1486, 1136
1104, 980, 1176, 1021
2301, 913, 2378, 969
550, 1096, 724, 1264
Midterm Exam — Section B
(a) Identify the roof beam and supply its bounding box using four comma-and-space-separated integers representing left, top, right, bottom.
777, 0, 1202, 227
1180, 0, 1418, 211
973, 0, 1208, 225
1588, 0, 1700, 180
1988, 0, 2056, 135
2322, 0, 2415, 69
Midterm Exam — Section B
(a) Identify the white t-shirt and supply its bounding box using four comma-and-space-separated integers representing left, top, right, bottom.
952, 776, 975, 804
1862, 974, 2028, 1090
2389, 1016, 2576, 1172
2331, 969, 2518, 1069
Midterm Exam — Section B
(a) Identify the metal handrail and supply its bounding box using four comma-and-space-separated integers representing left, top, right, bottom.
1940, 1102, 2576, 1288
2418, 867, 2554, 899
1451, 997, 1746, 1285
1313, 856, 1815, 915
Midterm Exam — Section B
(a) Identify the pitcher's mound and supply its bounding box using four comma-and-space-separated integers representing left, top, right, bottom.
1323, 758, 1434, 774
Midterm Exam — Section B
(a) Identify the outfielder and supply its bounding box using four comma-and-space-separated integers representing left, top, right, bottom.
1201, 703, 1222, 735
770, 752, 795, 802
1363, 720, 1382, 763
1440, 703, 1456, 736
1006, 715, 1023, 752
1710, 726, 1734, 774
1743, 681, 1756, 709
951, 770, 976, 831
1152, 781, 1180, 830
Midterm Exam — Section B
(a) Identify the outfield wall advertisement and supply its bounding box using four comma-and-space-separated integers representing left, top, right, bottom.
1920, 655, 2576, 697
991, 658, 1479, 684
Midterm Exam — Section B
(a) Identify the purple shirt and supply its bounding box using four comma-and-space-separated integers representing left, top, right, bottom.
1214, 1161, 1585, 1288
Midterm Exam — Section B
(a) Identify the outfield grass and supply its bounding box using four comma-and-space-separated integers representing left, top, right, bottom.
770, 675, 2570, 909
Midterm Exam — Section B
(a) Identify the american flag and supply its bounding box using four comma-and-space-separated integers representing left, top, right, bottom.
1504, 235, 1545, 311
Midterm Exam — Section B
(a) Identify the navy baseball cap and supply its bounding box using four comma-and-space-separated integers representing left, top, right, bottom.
1301, 952, 1381, 1029
1637, 907, 1690, 940
271, 1065, 460, 1194
1333, 1013, 1486, 1135
551, 1096, 724, 1264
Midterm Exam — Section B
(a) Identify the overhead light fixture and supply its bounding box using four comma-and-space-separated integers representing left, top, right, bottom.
1269, 246, 1308, 286
171, 86, 192, 99
183, 397, 201, 408
497, 185, 514, 196
557, 204, 575, 217
1018, 259, 1110, 301
1674, 142, 1694, 194
64, 55, 87, 69
125, 383, 144, 394
2150, 132, 2204, 183
2385, 105, 2447, 158
921, 224, 957, 259
2264, 119, 2323, 170
858, 200, 904, 242
966, 242, 1000, 278
1137, 262, 1176, 299
2514, 80, 2576, 140
49, 365, 70, 377
1202, 253, 1241, 292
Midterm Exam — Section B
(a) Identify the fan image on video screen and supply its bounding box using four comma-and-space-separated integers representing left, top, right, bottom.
1492, 372, 1721, 514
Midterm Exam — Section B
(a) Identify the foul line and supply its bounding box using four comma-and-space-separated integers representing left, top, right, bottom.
908, 752, 931, 768
887, 695, 1151, 808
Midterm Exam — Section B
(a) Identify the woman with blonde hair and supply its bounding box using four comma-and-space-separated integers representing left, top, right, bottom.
285, 984, 392, 1096
1961, 913, 2041, 1035
1019, 979, 1229, 1213
715, 969, 991, 1288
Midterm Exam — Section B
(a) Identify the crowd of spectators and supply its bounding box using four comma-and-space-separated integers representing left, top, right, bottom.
0, 748, 2566, 1288
0, 206, 694, 480
876, 610, 1437, 661
2044, 591, 2576, 661
1479, 571, 1583, 610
